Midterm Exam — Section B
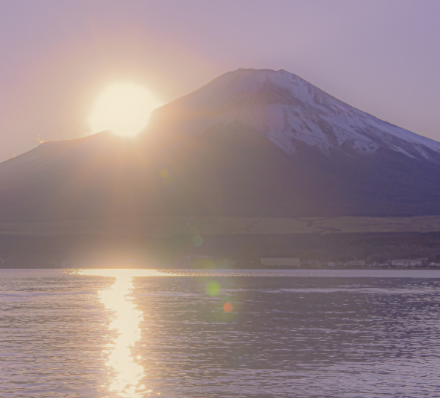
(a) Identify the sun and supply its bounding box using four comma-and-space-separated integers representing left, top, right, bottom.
88, 83, 161, 137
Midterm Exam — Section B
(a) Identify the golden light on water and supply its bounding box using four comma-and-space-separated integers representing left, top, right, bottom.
71, 269, 237, 396
100, 274, 145, 397
88, 83, 161, 137
78, 269, 166, 397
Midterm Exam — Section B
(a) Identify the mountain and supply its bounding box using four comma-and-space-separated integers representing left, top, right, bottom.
148, 68, 440, 159
1, 68, 440, 225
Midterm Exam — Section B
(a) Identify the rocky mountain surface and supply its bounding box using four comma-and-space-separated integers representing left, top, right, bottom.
1, 68, 440, 223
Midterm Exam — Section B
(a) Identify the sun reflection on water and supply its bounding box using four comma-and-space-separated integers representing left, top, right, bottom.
101, 274, 145, 396
78, 269, 164, 397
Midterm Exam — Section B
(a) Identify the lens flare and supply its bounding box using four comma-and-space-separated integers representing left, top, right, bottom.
192, 235, 204, 247
223, 302, 233, 313
205, 280, 221, 296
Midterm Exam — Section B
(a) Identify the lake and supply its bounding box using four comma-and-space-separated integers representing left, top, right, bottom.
1, 269, 440, 397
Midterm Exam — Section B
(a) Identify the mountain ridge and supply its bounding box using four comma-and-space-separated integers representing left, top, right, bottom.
145, 68, 440, 161
0, 68, 440, 223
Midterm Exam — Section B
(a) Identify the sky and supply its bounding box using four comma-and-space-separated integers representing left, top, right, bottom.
1, 0, 440, 162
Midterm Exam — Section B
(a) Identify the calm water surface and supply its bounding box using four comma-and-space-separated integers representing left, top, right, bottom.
1, 269, 440, 397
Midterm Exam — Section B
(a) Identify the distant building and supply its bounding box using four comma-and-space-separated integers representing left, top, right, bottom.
311, 260, 321, 268
261, 258, 300, 268
301, 260, 321, 268
391, 259, 423, 268
319, 261, 335, 268
345, 260, 366, 267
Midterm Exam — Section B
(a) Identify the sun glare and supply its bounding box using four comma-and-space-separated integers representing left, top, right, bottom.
78, 269, 162, 397
88, 83, 161, 137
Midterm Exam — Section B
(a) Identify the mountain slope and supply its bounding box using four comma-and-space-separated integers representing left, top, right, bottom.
1, 68, 440, 224
146, 69, 440, 159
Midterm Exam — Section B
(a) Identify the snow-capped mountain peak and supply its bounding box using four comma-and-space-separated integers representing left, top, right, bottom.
150, 68, 440, 160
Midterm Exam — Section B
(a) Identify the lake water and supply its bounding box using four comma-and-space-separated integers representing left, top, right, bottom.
1, 269, 440, 397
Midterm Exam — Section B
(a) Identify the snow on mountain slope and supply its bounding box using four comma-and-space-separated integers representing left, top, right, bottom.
1, 67, 440, 223
149, 69, 440, 159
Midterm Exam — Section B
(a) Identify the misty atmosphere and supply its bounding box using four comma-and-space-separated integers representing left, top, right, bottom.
1, 1, 440, 397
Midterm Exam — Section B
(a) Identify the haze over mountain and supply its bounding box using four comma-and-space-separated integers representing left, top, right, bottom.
1, 68, 440, 225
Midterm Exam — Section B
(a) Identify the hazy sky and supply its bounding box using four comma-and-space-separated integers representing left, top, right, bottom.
1, 0, 440, 162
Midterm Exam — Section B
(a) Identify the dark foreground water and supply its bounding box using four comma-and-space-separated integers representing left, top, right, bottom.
1, 269, 440, 397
